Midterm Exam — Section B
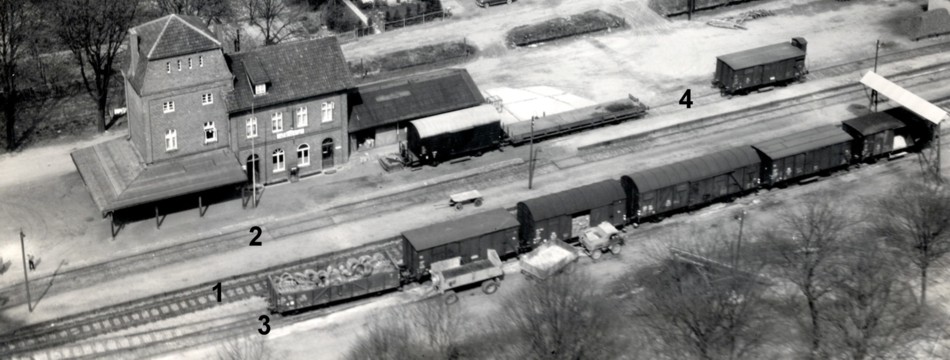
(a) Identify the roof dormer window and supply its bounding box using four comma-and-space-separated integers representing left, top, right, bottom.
254, 84, 267, 96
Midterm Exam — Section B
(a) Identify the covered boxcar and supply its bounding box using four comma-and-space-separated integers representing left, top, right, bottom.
841, 112, 909, 162
752, 125, 852, 186
714, 37, 807, 95
516, 180, 626, 247
404, 104, 504, 166
401, 208, 520, 280
621, 147, 761, 223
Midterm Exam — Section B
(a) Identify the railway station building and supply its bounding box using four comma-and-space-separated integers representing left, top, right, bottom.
348, 68, 485, 151
71, 14, 355, 222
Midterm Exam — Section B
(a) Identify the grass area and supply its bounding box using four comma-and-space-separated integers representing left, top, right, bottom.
348, 41, 478, 79
505, 10, 626, 47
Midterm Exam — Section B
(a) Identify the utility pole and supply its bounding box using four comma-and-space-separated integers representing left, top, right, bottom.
20, 229, 32, 312
528, 116, 536, 190
871, 39, 881, 112
733, 210, 746, 270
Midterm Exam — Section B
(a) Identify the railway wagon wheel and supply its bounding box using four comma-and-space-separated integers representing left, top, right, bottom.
609, 243, 622, 255
482, 280, 499, 294
474, 198, 483, 207
444, 293, 459, 305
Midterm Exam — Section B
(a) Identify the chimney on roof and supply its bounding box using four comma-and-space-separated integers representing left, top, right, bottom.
233, 29, 241, 53
129, 29, 139, 76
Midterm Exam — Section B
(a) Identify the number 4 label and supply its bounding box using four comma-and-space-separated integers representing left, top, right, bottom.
679, 89, 693, 108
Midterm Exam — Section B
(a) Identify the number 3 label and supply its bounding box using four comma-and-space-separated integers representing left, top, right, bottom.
258, 315, 270, 335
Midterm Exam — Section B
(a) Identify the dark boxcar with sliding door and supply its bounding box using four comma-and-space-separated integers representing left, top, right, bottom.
752, 125, 853, 186
401, 208, 519, 280
841, 112, 908, 162
714, 37, 807, 95
621, 146, 761, 223
516, 180, 626, 247
405, 105, 504, 165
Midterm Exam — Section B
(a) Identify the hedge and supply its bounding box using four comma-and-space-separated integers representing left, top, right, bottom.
506, 10, 626, 47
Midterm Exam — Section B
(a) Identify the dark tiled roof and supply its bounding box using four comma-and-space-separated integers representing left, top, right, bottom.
134, 14, 220, 60
227, 38, 354, 114
71, 139, 247, 215
128, 53, 150, 94
349, 68, 485, 132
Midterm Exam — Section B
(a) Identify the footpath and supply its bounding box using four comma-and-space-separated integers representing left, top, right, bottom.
0, 51, 948, 334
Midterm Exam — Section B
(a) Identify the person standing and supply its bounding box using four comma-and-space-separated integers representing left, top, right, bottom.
28, 254, 35, 271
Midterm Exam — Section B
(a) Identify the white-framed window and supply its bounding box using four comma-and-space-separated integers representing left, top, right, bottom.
246, 117, 258, 139
202, 93, 213, 105
272, 149, 285, 172
203, 121, 217, 143
321, 102, 334, 123
162, 101, 175, 113
164, 129, 177, 151
199, 55, 204, 67
254, 84, 267, 95
296, 106, 308, 128
297, 144, 310, 167
166, 62, 171, 73
271, 112, 283, 133
177, 60, 182, 71
188, 58, 193, 69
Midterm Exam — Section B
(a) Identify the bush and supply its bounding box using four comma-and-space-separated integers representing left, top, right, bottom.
506, 10, 626, 47
647, 0, 761, 17
350, 41, 476, 76
323, 0, 362, 32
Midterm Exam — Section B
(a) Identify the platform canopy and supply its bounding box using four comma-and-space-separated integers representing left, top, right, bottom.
72, 139, 248, 216
861, 71, 949, 125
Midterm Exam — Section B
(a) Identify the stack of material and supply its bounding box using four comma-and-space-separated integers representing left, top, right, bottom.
273, 252, 393, 293
903, 9, 950, 41
707, 9, 775, 30
520, 239, 579, 280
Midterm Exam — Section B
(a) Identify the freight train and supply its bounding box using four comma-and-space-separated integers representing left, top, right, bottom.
269, 108, 932, 315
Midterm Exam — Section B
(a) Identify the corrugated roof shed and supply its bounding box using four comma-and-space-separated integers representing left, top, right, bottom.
627, 147, 760, 193
71, 139, 247, 215
403, 208, 519, 251
842, 112, 905, 136
409, 104, 500, 139
227, 38, 354, 114
349, 68, 485, 132
718, 42, 805, 70
752, 125, 852, 160
518, 180, 626, 221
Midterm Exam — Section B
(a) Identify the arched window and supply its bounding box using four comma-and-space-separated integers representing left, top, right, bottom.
272, 149, 285, 172
297, 144, 310, 167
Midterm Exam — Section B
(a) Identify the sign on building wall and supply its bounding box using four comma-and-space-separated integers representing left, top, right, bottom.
276, 128, 305, 140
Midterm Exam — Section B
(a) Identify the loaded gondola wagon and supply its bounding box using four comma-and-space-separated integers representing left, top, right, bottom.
403, 104, 504, 166
713, 37, 808, 95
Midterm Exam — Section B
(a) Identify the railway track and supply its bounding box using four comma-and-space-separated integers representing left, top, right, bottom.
0, 238, 402, 359
3, 44, 949, 358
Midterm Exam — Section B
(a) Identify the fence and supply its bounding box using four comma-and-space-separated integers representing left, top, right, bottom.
383, 9, 452, 31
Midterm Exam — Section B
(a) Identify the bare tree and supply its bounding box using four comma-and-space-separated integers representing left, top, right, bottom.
53, 0, 139, 133
824, 243, 921, 360
0, 0, 36, 150
155, 0, 235, 25
628, 253, 773, 360
346, 298, 463, 360
245, 0, 301, 45
216, 334, 274, 360
495, 270, 626, 360
871, 181, 950, 306
764, 199, 853, 359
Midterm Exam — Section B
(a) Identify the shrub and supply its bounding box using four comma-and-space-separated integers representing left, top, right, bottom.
506, 10, 626, 47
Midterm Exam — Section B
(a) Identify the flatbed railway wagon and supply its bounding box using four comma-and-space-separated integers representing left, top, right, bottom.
621, 147, 760, 224
714, 37, 808, 95
401, 207, 521, 280
752, 125, 853, 186
505, 96, 649, 145
516, 180, 627, 248
403, 104, 504, 167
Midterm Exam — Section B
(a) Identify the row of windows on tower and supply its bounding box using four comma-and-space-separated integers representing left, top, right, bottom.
162, 93, 213, 113
166, 56, 204, 73
244, 103, 335, 138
